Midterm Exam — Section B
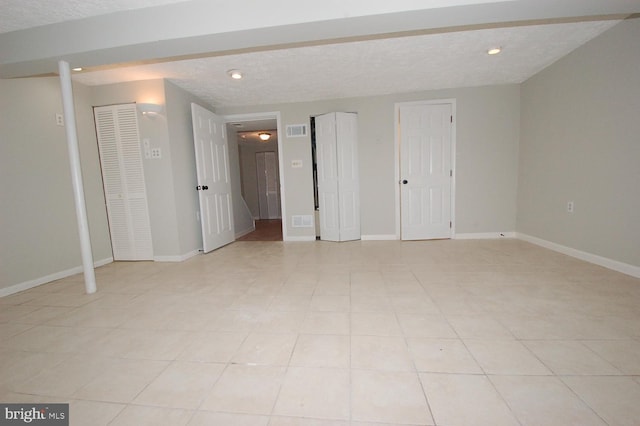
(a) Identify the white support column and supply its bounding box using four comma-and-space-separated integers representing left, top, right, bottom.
58, 60, 97, 294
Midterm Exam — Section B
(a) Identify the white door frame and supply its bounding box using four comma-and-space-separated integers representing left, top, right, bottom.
223, 111, 288, 241
394, 99, 457, 239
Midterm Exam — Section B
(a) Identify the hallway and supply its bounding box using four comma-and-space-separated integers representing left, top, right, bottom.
236, 220, 283, 242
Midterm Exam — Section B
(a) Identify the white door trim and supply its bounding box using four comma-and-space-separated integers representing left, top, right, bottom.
223, 111, 287, 241
394, 99, 457, 239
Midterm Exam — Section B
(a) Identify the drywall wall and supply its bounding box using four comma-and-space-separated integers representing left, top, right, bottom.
91, 79, 183, 259
0, 77, 112, 293
226, 128, 256, 237
163, 80, 206, 256
518, 17, 640, 267
219, 84, 520, 239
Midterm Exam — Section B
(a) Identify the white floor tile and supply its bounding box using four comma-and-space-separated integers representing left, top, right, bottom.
200, 364, 286, 415
290, 334, 350, 368
562, 376, 640, 426
133, 361, 224, 409
420, 373, 518, 426
464, 339, 552, 375
109, 405, 192, 426
351, 370, 432, 424
273, 367, 350, 420
1, 240, 639, 426
407, 338, 482, 374
492, 375, 607, 426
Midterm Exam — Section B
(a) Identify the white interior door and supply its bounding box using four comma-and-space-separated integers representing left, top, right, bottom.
316, 112, 360, 242
191, 103, 234, 253
256, 151, 281, 219
94, 103, 153, 260
400, 102, 452, 240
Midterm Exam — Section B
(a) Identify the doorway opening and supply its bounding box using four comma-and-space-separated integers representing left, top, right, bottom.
225, 112, 286, 241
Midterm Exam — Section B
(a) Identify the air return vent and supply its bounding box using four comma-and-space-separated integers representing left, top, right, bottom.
292, 215, 314, 228
286, 124, 308, 138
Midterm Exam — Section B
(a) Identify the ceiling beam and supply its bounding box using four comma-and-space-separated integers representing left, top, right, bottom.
1, 0, 638, 78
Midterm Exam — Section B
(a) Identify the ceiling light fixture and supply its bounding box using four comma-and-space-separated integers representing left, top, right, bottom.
72, 67, 83, 71
258, 132, 271, 141
228, 69, 243, 79
487, 47, 502, 55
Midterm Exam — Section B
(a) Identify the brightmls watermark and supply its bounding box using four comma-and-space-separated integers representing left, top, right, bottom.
1, 404, 68, 425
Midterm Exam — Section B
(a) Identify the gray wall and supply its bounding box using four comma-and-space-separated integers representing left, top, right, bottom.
91, 79, 213, 259
0, 77, 112, 292
219, 84, 521, 238
90, 80, 182, 258
518, 17, 640, 267
226, 129, 256, 236
163, 80, 207, 255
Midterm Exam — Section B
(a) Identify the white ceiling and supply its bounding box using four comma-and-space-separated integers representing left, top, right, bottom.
0, 0, 629, 108
0, 0, 192, 33
72, 20, 619, 108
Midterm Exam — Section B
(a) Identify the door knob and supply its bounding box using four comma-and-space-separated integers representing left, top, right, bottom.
196, 185, 202, 190
402, 180, 408, 184
202, 185, 209, 190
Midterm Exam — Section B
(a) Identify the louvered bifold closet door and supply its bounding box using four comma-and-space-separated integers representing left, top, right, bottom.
94, 104, 153, 260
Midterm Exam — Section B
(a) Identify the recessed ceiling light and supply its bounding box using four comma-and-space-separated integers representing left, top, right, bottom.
227, 69, 243, 79
72, 67, 83, 71
487, 47, 502, 55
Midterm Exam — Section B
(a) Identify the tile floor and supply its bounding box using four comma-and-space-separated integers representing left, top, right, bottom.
1, 239, 639, 425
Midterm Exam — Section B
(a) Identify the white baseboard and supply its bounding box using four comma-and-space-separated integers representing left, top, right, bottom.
235, 225, 256, 239
454, 232, 516, 240
153, 250, 200, 262
0, 257, 114, 298
284, 236, 316, 242
517, 233, 640, 279
361, 234, 399, 241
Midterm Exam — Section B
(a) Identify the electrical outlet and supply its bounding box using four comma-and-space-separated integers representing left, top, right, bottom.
567, 201, 574, 213
55, 113, 64, 126
150, 148, 162, 159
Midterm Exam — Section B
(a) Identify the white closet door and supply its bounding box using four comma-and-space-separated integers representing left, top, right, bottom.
316, 113, 341, 241
335, 112, 360, 241
316, 112, 360, 242
94, 103, 153, 260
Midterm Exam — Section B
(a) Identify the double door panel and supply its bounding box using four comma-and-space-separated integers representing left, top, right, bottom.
316, 112, 360, 242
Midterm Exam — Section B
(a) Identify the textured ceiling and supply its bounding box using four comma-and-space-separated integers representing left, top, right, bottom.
72, 19, 619, 108
0, 0, 625, 108
0, 0, 190, 33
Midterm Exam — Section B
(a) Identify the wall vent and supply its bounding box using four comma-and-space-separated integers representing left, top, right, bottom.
292, 215, 314, 228
286, 124, 308, 138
